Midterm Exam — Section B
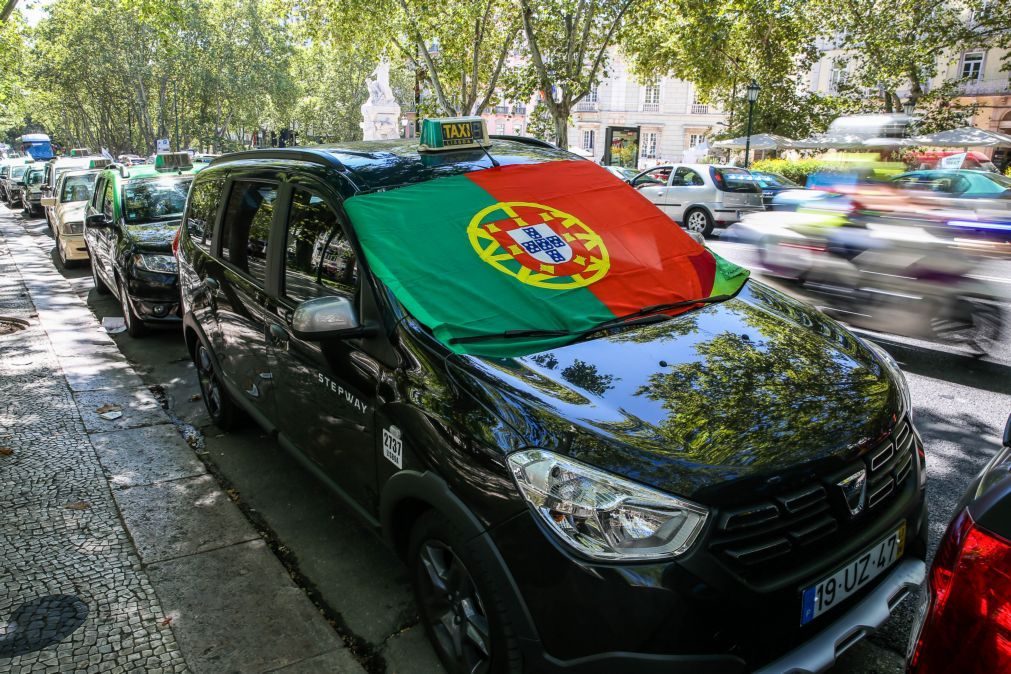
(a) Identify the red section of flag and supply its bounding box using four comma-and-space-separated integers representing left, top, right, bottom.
466, 160, 717, 315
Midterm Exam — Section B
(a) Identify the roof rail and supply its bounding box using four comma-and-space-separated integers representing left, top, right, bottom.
489, 134, 559, 150
208, 147, 346, 171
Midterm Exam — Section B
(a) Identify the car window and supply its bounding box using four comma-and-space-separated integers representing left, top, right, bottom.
220, 181, 277, 285
185, 177, 224, 252
102, 179, 115, 219
284, 188, 357, 304
674, 167, 705, 186
60, 174, 97, 202
633, 167, 671, 187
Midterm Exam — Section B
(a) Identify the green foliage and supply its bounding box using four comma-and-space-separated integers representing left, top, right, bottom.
749, 158, 849, 185
909, 81, 980, 135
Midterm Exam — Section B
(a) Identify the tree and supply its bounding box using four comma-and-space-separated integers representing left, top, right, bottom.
512, 0, 640, 148
0, 12, 29, 134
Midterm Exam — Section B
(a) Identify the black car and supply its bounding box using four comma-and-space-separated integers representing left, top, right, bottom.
84, 155, 200, 337
908, 413, 1011, 674
176, 128, 927, 674
748, 170, 803, 208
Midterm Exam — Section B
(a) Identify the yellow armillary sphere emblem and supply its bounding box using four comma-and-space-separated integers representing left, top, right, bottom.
467, 202, 610, 290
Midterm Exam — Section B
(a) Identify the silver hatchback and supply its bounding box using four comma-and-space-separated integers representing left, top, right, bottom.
630, 164, 764, 237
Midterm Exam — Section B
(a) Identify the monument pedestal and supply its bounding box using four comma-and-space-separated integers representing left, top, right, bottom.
361, 103, 401, 141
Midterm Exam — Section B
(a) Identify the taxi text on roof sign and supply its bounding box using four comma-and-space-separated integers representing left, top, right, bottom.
419, 117, 490, 152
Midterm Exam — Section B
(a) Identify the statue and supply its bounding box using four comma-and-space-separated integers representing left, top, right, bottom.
361, 59, 402, 140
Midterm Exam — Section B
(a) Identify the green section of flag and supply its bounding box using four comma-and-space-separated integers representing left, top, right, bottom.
345, 175, 613, 357
709, 252, 751, 298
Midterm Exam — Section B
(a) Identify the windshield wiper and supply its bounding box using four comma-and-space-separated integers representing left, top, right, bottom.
584, 294, 736, 335
449, 328, 572, 345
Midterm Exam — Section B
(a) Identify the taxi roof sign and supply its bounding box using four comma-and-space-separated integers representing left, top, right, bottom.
419, 117, 490, 152
69, 148, 91, 157
89, 158, 112, 169
154, 152, 193, 171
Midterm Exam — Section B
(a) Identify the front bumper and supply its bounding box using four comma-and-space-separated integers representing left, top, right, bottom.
125, 268, 182, 322
59, 233, 90, 261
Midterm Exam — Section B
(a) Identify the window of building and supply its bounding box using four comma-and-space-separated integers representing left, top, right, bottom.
640, 132, 658, 158
220, 181, 278, 285
643, 80, 661, 111
688, 133, 706, 148
185, 177, 224, 252
690, 90, 709, 114
582, 129, 595, 151
830, 64, 848, 91
961, 52, 984, 81
586, 85, 599, 103
284, 188, 357, 304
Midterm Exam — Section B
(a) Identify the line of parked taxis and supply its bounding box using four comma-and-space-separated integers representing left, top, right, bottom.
3, 119, 1009, 674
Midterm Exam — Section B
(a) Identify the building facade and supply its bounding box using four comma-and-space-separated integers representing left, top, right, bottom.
566, 51, 727, 169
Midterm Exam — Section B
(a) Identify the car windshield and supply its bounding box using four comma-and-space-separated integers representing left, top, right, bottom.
123, 176, 192, 223
11, 166, 27, 179
712, 167, 761, 192
60, 173, 98, 202
27, 169, 44, 185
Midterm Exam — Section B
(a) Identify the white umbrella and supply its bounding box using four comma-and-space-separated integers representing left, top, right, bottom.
711, 133, 796, 150
791, 134, 867, 150
911, 127, 1011, 148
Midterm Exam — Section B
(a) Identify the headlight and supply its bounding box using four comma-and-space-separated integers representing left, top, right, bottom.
862, 338, 911, 417
507, 449, 708, 561
65, 221, 84, 235
132, 253, 178, 273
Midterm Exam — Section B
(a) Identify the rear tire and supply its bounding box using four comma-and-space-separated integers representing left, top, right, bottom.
683, 208, 714, 238
193, 340, 242, 430
409, 511, 522, 674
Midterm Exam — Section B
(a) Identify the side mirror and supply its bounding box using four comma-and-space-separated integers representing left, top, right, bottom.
1003, 413, 1010, 448
41, 197, 56, 208
291, 296, 376, 341
86, 213, 112, 228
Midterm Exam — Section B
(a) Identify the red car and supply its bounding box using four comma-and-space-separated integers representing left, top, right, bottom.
908, 413, 1011, 673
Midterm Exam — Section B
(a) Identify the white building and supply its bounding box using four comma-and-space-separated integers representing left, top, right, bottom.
568, 51, 727, 169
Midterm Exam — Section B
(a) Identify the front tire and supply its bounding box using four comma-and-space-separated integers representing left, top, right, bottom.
89, 250, 111, 294
55, 232, 75, 269
118, 278, 148, 338
683, 208, 714, 238
409, 511, 521, 674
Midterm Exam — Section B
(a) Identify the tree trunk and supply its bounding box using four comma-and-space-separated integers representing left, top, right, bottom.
554, 104, 569, 149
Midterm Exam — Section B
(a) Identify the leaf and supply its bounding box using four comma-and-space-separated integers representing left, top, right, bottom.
0, 447, 13, 456
160, 616, 173, 626
96, 403, 122, 414
65, 501, 91, 510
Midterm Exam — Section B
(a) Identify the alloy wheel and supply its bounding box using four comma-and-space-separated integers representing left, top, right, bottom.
686, 211, 708, 233
416, 540, 491, 674
196, 345, 225, 420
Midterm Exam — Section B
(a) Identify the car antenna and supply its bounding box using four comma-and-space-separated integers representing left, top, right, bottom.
479, 144, 501, 168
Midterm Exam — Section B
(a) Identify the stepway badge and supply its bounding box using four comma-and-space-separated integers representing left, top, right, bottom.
383, 426, 403, 469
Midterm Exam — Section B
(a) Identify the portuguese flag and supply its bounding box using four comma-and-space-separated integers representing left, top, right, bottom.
345, 159, 749, 357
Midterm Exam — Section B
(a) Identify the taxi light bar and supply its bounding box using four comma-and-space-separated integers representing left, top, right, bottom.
154, 152, 193, 171
69, 148, 91, 157
419, 117, 490, 152
89, 158, 112, 169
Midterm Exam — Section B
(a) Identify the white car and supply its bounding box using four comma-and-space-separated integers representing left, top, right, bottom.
630, 163, 765, 236
41, 156, 108, 230
41, 169, 100, 268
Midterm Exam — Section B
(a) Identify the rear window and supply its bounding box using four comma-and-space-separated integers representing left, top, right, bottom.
711, 167, 761, 193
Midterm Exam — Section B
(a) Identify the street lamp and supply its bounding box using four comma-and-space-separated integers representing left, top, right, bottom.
903, 100, 916, 116
743, 80, 760, 168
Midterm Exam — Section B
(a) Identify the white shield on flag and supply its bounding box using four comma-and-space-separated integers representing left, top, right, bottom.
507, 223, 573, 265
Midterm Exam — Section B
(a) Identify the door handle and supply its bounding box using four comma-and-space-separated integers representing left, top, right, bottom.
268, 323, 289, 350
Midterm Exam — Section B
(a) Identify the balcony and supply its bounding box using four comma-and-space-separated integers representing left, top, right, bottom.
642, 102, 660, 112
690, 103, 710, 114
493, 105, 510, 114
958, 78, 1011, 96
512, 104, 527, 115
575, 101, 598, 112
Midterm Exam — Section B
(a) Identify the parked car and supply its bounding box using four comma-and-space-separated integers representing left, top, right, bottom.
748, 170, 803, 207
176, 123, 926, 674
630, 163, 764, 236
42, 168, 100, 268
21, 165, 46, 216
3, 162, 30, 207
908, 413, 1011, 674
41, 155, 109, 231
0, 159, 21, 201
84, 152, 202, 336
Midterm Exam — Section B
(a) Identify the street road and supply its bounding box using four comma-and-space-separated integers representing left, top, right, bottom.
9, 203, 1011, 673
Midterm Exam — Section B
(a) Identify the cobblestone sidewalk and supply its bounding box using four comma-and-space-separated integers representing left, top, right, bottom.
0, 214, 360, 673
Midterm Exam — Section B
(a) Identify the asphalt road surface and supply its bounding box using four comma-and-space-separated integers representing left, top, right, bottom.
10, 204, 1011, 674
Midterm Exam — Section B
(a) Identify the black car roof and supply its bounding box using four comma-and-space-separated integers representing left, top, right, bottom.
208, 137, 572, 193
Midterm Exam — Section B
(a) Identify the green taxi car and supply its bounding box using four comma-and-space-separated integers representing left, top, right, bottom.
84, 152, 203, 337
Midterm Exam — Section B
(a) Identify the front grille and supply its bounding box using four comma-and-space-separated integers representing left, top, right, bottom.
708, 419, 917, 580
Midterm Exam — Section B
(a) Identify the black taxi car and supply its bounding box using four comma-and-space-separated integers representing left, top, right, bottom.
84, 153, 202, 337
175, 118, 927, 674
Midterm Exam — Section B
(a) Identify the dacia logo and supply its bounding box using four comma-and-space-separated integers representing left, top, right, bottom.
837, 468, 867, 517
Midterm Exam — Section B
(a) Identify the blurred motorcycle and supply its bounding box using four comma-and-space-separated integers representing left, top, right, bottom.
730, 192, 1007, 355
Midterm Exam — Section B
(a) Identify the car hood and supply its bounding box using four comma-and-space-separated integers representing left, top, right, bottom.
450, 281, 901, 502
124, 220, 182, 252
60, 202, 88, 222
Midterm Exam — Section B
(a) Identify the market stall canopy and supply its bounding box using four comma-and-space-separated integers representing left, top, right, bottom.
790, 134, 867, 150
711, 134, 796, 150
861, 137, 919, 148
911, 127, 1011, 148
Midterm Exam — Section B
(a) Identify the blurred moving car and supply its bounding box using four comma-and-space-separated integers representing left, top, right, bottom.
42, 168, 100, 268
630, 163, 764, 237
906, 150, 999, 173
908, 414, 1011, 674
749, 170, 804, 207
892, 169, 1011, 200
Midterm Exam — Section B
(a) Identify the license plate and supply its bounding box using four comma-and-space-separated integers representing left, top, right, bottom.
800, 522, 906, 625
